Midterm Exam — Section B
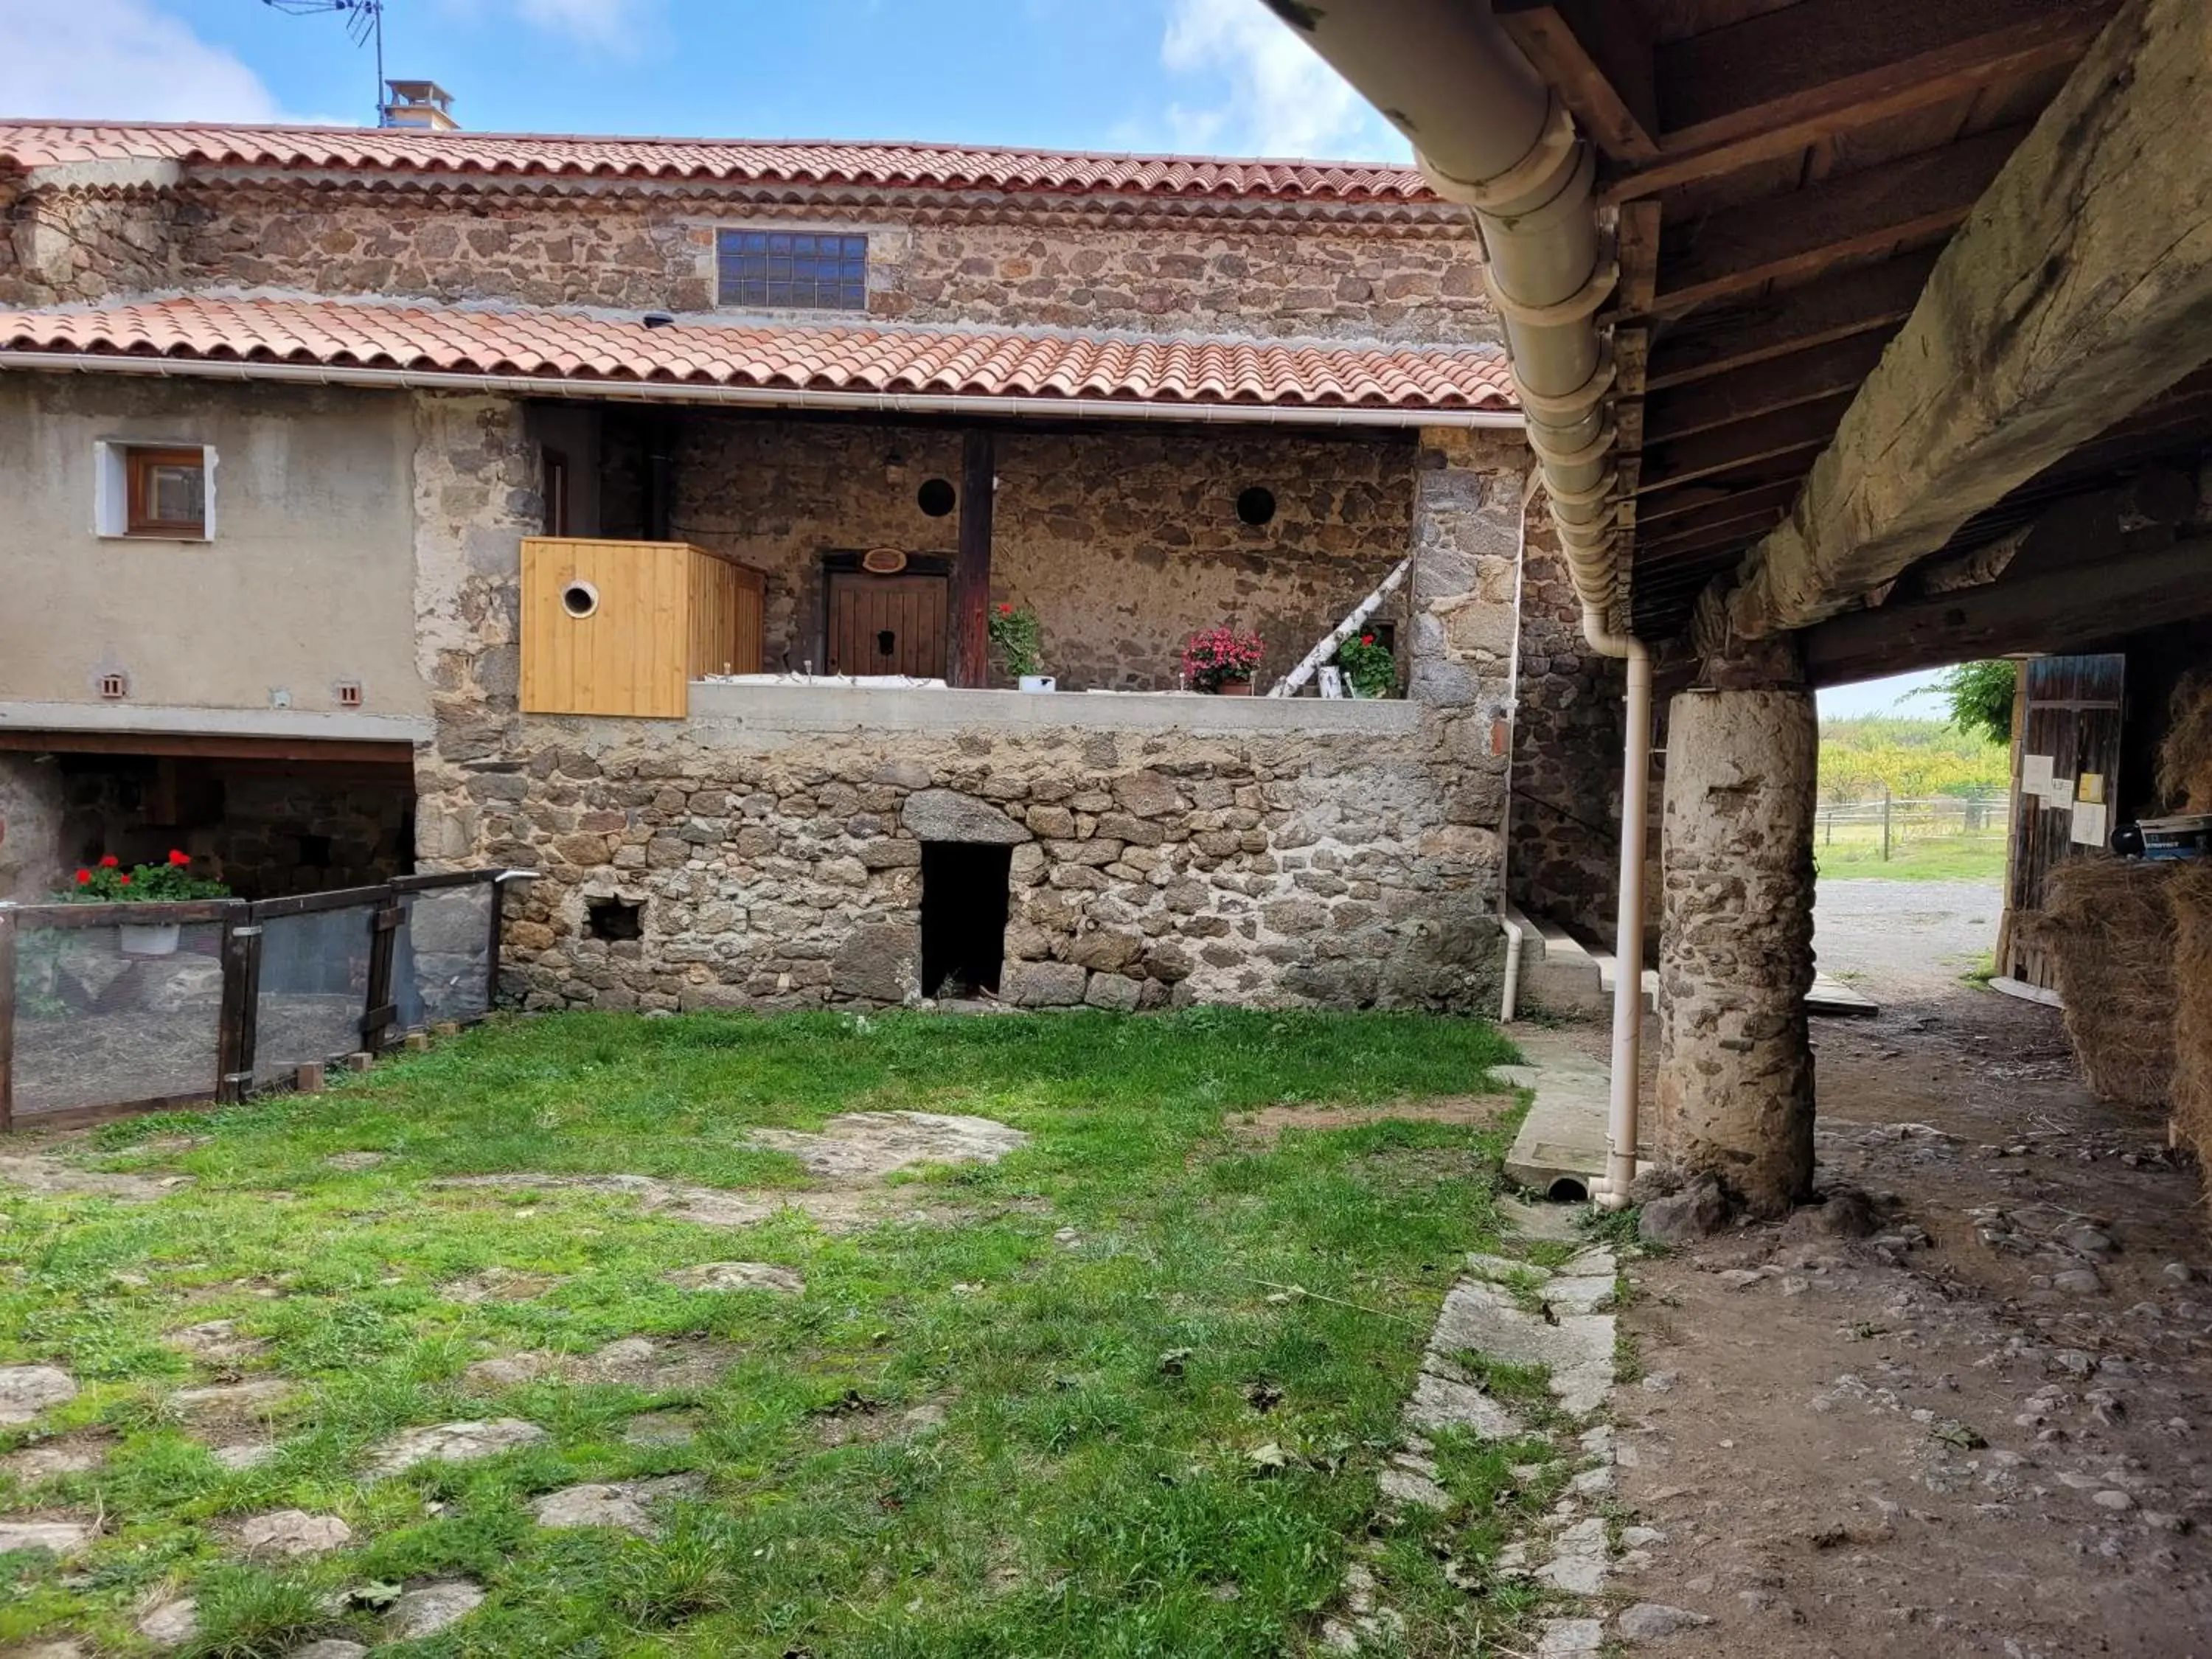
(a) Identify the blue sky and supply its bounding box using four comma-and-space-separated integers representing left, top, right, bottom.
0, 0, 1414, 161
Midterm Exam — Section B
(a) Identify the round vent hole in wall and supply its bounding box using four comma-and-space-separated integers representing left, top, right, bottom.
1237, 486, 1278, 526
561, 580, 600, 619
917, 477, 957, 518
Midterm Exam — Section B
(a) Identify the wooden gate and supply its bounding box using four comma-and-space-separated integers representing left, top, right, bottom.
826, 571, 948, 678
1998, 653, 2126, 989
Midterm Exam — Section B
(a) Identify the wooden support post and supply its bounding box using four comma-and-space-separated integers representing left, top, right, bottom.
216, 909, 260, 1104
951, 429, 995, 689
296, 1062, 325, 1093
1728, 0, 2212, 637
361, 897, 402, 1052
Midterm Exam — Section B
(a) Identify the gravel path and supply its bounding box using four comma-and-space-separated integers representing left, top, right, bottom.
1814, 878, 2004, 1004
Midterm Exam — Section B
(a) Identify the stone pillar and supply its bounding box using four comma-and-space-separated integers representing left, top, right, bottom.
1400, 427, 1529, 1011
0, 754, 66, 904
410, 392, 541, 872
1655, 644, 1818, 1215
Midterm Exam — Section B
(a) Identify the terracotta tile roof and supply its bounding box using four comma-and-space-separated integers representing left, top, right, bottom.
0, 296, 1516, 414
0, 121, 1433, 202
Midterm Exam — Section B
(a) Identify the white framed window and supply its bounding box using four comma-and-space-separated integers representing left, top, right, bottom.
95, 441, 218, 540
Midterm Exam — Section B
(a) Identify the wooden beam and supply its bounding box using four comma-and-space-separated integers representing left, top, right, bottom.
1495, 1, 1658, 163
1607, 1, 2114, 203
1641, 515, 1787, 565
1728, 0, 2212, 638
1804, 530, 2212, 684
1643, 330, 1896, 445
1641, 498, 1795, 555
950, 428, 995, 688
0, 731, 415, 765
1651, 126, 2024, 316
1637, 394, 1851, 493
1646, 252, 1939, 389
1639, 476, 1806, 529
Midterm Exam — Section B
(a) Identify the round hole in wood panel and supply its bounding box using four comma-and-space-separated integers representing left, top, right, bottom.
561, 580, 600, 619
917, 477, 956, 517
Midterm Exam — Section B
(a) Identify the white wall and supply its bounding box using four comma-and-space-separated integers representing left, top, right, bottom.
0, 375, 425, 719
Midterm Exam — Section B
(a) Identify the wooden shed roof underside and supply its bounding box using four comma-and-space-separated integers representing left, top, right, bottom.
1498, 0, 2211, 646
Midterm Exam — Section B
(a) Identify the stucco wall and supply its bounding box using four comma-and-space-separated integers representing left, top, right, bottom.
0, 375, 424, 718
626, 411, 1419, 691
153, 187, 1491, 344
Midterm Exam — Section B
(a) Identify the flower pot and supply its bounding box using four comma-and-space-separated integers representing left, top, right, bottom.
1018, 675, 1057, 693
1212, 678, 1253, 696
118, 921, 181, 957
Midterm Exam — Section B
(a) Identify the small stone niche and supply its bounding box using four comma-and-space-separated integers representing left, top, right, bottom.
585, 896, 644, 942
920, 843, 1010, 998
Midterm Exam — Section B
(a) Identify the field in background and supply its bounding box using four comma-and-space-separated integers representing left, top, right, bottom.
1818, 714, 2011, 882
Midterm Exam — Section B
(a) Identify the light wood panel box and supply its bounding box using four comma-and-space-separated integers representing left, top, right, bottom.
521, 538, 764, 717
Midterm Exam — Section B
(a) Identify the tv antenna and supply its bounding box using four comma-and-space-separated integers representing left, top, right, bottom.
258, 1, 390, 125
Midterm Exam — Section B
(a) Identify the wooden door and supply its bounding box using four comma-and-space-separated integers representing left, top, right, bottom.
1999, 653, 2126, 988
826, 571, 947, 678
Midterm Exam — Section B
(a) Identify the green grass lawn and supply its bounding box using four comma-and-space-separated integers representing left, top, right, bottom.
1, 1008, 1562, 1658
1815, 830, 2008, 882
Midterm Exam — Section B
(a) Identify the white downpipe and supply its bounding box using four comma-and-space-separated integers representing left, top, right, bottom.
1499, 912, 1526, 1025
1585, 607, 1652, 1210
1496, 478, 1537, 1023
1275, 0, 1652, 1191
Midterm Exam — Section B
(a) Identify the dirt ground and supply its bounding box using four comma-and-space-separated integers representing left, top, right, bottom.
1614, 881, 2212, 1657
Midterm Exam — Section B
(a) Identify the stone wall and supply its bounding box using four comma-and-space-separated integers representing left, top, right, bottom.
5, 175, 1492, 344
456, 714, 1506, 1015
0, 754, 66, 904
1508, 517, 1631, 944
411, 389, 1525, 1015
639, 412, 1419, 690
162, 188, 1492, 344
0, 186, 176, 307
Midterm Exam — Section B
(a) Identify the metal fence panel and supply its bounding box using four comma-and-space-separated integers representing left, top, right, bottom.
251, 903, 379, 1085
397, 883, 495, 1030
10, 919, 226, 1119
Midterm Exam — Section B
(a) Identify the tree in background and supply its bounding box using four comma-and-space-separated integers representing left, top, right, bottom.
1818, 715, 2010, 803
1930, 660, 2017, 747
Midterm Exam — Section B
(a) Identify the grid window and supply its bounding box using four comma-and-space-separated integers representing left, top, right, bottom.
717, 230, 869, 310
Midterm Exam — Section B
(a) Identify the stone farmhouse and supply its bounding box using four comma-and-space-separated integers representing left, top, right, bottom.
0, 100, 1628, 1018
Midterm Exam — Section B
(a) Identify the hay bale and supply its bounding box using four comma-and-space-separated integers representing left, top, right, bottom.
2170, 863, 2212, 1166
2157, 670, 2212, 815
2035, 859, 2177, 1107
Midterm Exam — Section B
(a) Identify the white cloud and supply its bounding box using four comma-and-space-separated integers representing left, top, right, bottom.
0, 0, 307, 122
1158, 0, 1410, 161
511, 0, 650, 49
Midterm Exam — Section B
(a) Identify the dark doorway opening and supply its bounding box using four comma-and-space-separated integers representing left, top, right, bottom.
921, 842, 1011, 997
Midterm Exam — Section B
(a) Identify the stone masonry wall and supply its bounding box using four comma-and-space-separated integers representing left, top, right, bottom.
651, 412, 1419, 690
163, 188, 1493, 344
4, 174, 1492, 344
411, 391, 1525, 1015
0, 187, 177, 307
446, 720, 1505, 1015
1508, 516, 1630, 945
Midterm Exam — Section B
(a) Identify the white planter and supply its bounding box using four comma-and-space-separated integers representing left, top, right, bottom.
1018, 675, 1057, 693
118, 921, 181, 957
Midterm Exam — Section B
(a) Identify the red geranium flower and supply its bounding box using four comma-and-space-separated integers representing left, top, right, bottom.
75, 869, 91, 885
100, 854, 119, 868
1361, 634, 1374, 645
168, 849, 191, 866
118, 874, 132, 886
